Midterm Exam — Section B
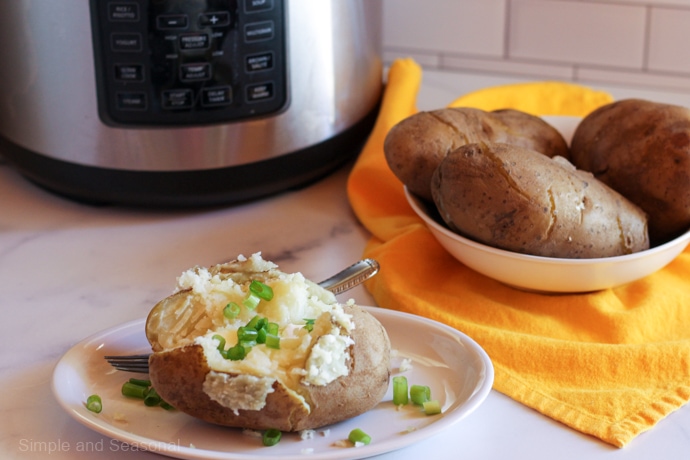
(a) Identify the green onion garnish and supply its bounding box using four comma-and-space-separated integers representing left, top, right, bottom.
238, 326, 258, 342
392, 376, 409, 405
410, 385, 431, 405
266, 322, 279, 335
127, 378, 152, 388
223, 302, 241, 319
144, 387, 162, 407
160, 401, 175, 411
212, 334, 226, 352
256, 327, 267, 344
122, 381, 148, 399
348, 428, 371, 445
85, 394, 102, 413
249, 280, 274, 301
423, 400, 442, 415
262, 428, 282, 446
243, 292, 261, 310
225, 344, 247, 361
303, 319, 315, 332
265, 334, 280, 350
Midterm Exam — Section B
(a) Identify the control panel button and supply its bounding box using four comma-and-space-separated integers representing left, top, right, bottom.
245, 0, 274, 13
244, 21, 274, 42
157, 14, 189, 30
180, 63, 212, 82
246, 82, 274, 102
108, 3, 140, 22
202, 87, 233, 107
246, 52, 273, 72
116, 92, 147, 110
179, 33, 210, 50
110, 33, 143, 52
199, 12, 231, 28
114, 64, 144, 82
161, 89, 194, 109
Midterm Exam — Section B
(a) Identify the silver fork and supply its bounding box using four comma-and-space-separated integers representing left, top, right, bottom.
104, 258, 380, 373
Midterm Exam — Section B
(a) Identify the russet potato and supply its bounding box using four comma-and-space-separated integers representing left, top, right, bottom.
570, 99, 690, 245
431, 142, 650, 258
384, 107, 569, 201
145, 253, 391, 432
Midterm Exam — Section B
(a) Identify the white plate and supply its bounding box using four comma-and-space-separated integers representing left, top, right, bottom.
52, 307, 494, 460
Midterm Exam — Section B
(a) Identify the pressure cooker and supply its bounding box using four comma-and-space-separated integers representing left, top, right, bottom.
0, 0, 383, 206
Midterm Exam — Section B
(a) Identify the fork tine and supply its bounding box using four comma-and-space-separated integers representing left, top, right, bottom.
104, 354, 151, 373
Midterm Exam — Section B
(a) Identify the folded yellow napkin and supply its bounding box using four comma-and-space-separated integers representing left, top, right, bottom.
347, 58, 690, 448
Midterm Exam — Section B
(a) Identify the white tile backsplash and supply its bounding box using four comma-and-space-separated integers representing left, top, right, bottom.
508, 1, 646, 68
382, 0, 690, 93
382, 0, 506, 56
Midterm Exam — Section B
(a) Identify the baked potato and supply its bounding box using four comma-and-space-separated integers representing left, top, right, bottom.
145, 253, 391, 432
431, 142, 650, 258
569, 99, 690, 245
384, 107, 569, 200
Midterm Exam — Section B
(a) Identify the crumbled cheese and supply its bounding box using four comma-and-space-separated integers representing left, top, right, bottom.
242, 429, 263, 439
332, 440, 350, 448
303, 329, 354, 386
399, 358, 413, 372
202, 371, 275, 411
300, 429, 316, 440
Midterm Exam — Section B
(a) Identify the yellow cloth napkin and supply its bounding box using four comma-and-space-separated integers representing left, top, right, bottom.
347, 58, 690, 448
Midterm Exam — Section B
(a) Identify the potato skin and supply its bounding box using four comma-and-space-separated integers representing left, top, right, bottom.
148, 304, 391, 432
570, 99, 690, 245
431, 142, 649, 258
384, 108, 569, 200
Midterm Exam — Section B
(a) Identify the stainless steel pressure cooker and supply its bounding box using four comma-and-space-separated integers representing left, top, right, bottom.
0, 0, 382, 206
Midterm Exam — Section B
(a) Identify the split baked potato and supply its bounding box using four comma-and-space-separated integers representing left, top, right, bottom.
569, 99, 690, 245
145, 253, 391, 432
384, 107, 569, 201
431, 142, 650, 258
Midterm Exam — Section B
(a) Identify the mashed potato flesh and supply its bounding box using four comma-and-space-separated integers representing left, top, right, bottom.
159, 253, 356, 412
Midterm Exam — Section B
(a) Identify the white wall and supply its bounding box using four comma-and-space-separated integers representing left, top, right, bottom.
382, 0, 690, 92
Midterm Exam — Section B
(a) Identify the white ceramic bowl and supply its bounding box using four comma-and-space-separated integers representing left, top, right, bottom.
406, 189, 690, 293
404, 116, 690, 293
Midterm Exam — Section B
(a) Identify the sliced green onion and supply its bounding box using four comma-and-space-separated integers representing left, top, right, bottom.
243, 292, 261, 310
212, 334, 227, 352
348, 428, 371, 445
128, 378, 152, 388
85, 394, 102, 413
225, 344, 247, 361
262, 428, 282, 447
246, 315, 261, 330
256, 327, 267, 344
144, 387, 162, 407
266, 322, 279, 335
265, 334, 280, 350
238, 326, 258, 342
122, 381, 148, 399
410, 385, 431, 405
249, 280, 274, 301
160, 401, 175, 411
303, 319, 315, 332
392, 376, 409, 405
423, 400, 442, 415
223, 302, 241, 319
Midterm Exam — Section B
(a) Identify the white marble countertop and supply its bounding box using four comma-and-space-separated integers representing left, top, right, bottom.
2, 69, 690, 459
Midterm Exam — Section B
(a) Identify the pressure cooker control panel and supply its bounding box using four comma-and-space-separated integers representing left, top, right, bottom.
90, 0, 288, 126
